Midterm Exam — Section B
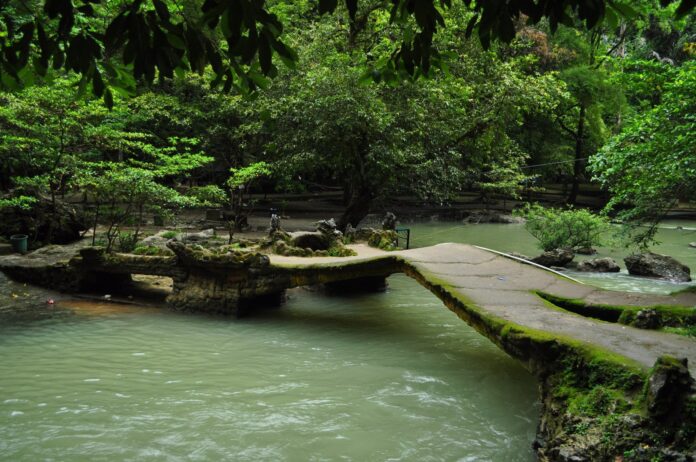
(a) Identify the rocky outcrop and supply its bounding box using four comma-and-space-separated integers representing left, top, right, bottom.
624, 252, 691, 282
534, 355, 696, 462
646, 356, 694, 423
532, 248, 575, 268
289, 231, 330, 250
351, 228, 398, 250
630, 309, 662, 329
575, 247, 597, 255
288, 219, 343, 251
382, 212, 397, 230
576, 257, 620, 273
269, 214, 281, 235
0, 197, 87, 245
0, 244, 86, 291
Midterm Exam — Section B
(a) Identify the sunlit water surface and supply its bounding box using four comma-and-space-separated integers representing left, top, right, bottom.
2, 220, 695, 461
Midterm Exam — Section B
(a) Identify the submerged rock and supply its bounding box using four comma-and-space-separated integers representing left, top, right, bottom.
624, 252, 691, 282
532, 248, 575, 268
576, 257, 620, 273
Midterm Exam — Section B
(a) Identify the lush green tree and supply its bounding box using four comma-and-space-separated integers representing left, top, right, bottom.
236, 3, 568, 228
517, 203, 614, 251
0, 82, 103, 241
589, 60, 696, 247
76, 163, 198, 251
0, 79, 213, 245
189, 161, 272, 242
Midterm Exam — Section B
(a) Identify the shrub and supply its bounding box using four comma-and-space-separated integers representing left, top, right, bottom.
132, 245, 173, 256
515, 203, 614, 251
161, 230, 178, 239
116, 231, 139, 253
327, 245, 357, 257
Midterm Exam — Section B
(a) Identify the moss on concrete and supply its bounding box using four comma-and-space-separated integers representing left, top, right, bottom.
4, 242, 695, 459
537, 291, 696, 335
403, 263, 696, 460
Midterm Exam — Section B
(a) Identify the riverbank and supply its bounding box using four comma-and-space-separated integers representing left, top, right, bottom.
2, 233, 695, 460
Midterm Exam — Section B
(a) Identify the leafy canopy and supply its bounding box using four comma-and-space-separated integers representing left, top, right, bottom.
1, 0, 693, 105
589, 60, 696, 247
516, 203, 614, 251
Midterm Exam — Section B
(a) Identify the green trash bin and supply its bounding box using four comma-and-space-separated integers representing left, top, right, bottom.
10, 234, 28, 254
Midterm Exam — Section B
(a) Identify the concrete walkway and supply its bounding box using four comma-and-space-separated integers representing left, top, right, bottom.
271, 243, 696, 374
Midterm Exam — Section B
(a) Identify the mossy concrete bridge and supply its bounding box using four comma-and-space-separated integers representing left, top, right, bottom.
2, 241, 694, 373
270, 243, 696, 374
1, 241, 695, 459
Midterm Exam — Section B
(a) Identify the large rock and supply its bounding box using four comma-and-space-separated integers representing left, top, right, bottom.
182, 228, 215, 244
646, 356, 693, 421
576, 257, 620, 273
316, 218, 343, 242
624, 252, 691, 282
532, 248, 575, 268
382, 212, 397, 230
289, 231, 330, 250
0, 197, 87, 245
689, 242, 696, 249
575, 247, 597, 255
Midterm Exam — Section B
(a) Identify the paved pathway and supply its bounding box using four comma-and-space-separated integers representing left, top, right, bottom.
271, 243, 696, 374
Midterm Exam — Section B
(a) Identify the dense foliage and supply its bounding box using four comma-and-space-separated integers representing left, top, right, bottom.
1, 0, 692, 105
517, 203, 614, 251
590, 60, 696, 247
0, 1, 694, 246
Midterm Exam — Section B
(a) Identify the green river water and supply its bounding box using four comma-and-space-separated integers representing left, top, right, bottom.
1, 221, 695, 461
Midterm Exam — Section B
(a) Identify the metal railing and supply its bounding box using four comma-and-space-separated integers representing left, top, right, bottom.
395, 227, 410, 249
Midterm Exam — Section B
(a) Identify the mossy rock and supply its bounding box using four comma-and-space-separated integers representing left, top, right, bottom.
359, 229, 398, 250
132, 245, 175, 256
271, 239, 356, 258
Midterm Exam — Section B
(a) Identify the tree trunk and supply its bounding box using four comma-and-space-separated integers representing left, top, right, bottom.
337, 188, 372, 232
568, 104, 586, 204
